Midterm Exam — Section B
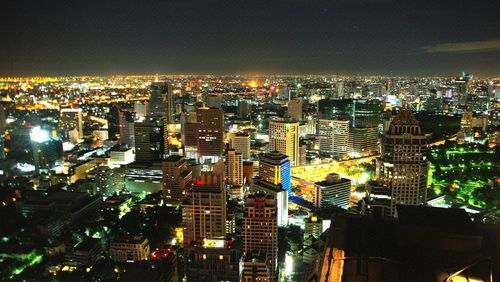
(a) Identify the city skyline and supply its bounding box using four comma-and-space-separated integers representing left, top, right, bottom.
1, 0, 499, 77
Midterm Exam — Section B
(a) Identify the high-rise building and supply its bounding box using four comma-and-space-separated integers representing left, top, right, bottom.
237, 99, 252, 119
374, 109, 429, 217
303, 214, 323, 264
60, 108, 84, 140
225, 149, 243, 186
134, 101, 149, 120
268, 118, 299, 166
196, 107, 224, 163
205, 94, 223, 109
317, 99, 380, 127
349, 126, 379, 157
119, 110, 135, 148
134, 116, 165, 164
0, 104, 6, 136
454, 73, 472, 106
150, 82, 174, 122
242, 193, 278, 280
258, 151, 291, 194
314, 173, 351, 209
316, 119, 350, 158
287, 99, 303, 121
162, 155, 192, 201
30, 126, 63, 174
183, 172, 226, 244
229, 132, 250, 159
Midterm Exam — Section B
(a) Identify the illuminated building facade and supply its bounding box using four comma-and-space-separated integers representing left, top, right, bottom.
182, 173, 227, 244
268, 118, 299, 166
317, 119, 350, 158
258, 151, 291, 194
225, 149, 243, 186
162, 155, 192, 201
242, 193, 278, 280
229, 132, 250, 159
314, 173, 351, 209
375, 109, 429, 217
109, 235, 150, 263
303, 214, 323, 264
196, 107, 224, 163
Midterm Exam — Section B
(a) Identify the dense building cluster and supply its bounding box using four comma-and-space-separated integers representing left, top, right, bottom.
0, 74, 498, 281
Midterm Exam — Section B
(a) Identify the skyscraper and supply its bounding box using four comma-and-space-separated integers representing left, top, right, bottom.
182, 172, 227, 244
60, 108, 83, 140
258, 151, 291, 194
225, 149, 243, 186
268, 118, 299, 166
162, 155, 192, 201
374, 109, 429, 217
133, 101, 149, 120
119, 110, 135, 148
196, 107, 224, 163
134, 116, 165, 164
242, 193, 278, 280
229, 132, 250, 159
316, 119, 350, 158
303, 214, 323, 264
150, 81, 174, 122
30, 126, 63, 174
454, 73, 472, 106
287, 99, 303, 121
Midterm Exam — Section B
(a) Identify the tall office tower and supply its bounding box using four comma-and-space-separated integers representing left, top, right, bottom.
60, 108, 83, 140
30, 126, 63, 175
454, 73, 472, 106
237, 99, 252, 119
229, 132, 250, 159
374, 109, 429, 217
287, 99, 303, 121
242, 193, 278, 280
107, 106, 121, 141
162, 155, 192, 201
150, 82, 174, 122
225, 149, 243, 186
316, 120, 350, 158
196, 107, 224, 163
205, 94, 223, 108
317, 99, 380, 127
336, 81, 344, 98
183, 172, 226, 244
134, 116, 165, 164
303, 214, 323, 264
258, 151, 291, 194
349, 127, 379, 157
133, 101, 149, 120
119, 110, 135, 148
268, 118, 299, 166
278, 86, 290, 100
314, 173, 351, 209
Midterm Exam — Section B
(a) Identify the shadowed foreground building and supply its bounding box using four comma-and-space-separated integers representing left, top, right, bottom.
302, 206, 498, 282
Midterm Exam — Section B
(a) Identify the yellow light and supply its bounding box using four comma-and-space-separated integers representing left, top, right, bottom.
249, 81, 257, 88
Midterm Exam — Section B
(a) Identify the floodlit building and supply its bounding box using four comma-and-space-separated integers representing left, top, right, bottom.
110, 235, 150, 263
314, 173, 351, 209
269, 118, 299, 166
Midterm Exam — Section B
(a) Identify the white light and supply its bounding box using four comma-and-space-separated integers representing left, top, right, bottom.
30, 126, 50, 143
285, 254, 294, 277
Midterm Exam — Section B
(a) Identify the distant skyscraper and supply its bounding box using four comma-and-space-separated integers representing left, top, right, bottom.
60, 108, 83, 140
225, 149, 243, 186
162, 155, 192, 201
349, 126, 379, 157
30, 126, 63, 174
336, 81, 345, 98
182, 172, 227, 243
454, 73, 472, 106
196, 107, 224, 163
268, 118, 299, 166
119, 110, 135, 148
134, 116, 165, 164
242, 193, 278, 280
314, 173, 351, 209
150, 82, 174, 122
287, 99, 303, 121
237, 99, 252, 119
374, 109, 429, 217
133, 101, 149, 119
0, 104, 6, 136
229, 132, 250, 159
317, 119, 350, 158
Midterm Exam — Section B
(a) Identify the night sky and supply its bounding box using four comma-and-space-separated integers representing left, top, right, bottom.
1, 0, 499, 77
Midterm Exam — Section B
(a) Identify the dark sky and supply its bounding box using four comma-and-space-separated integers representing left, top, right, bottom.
1, 0, 499, 77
